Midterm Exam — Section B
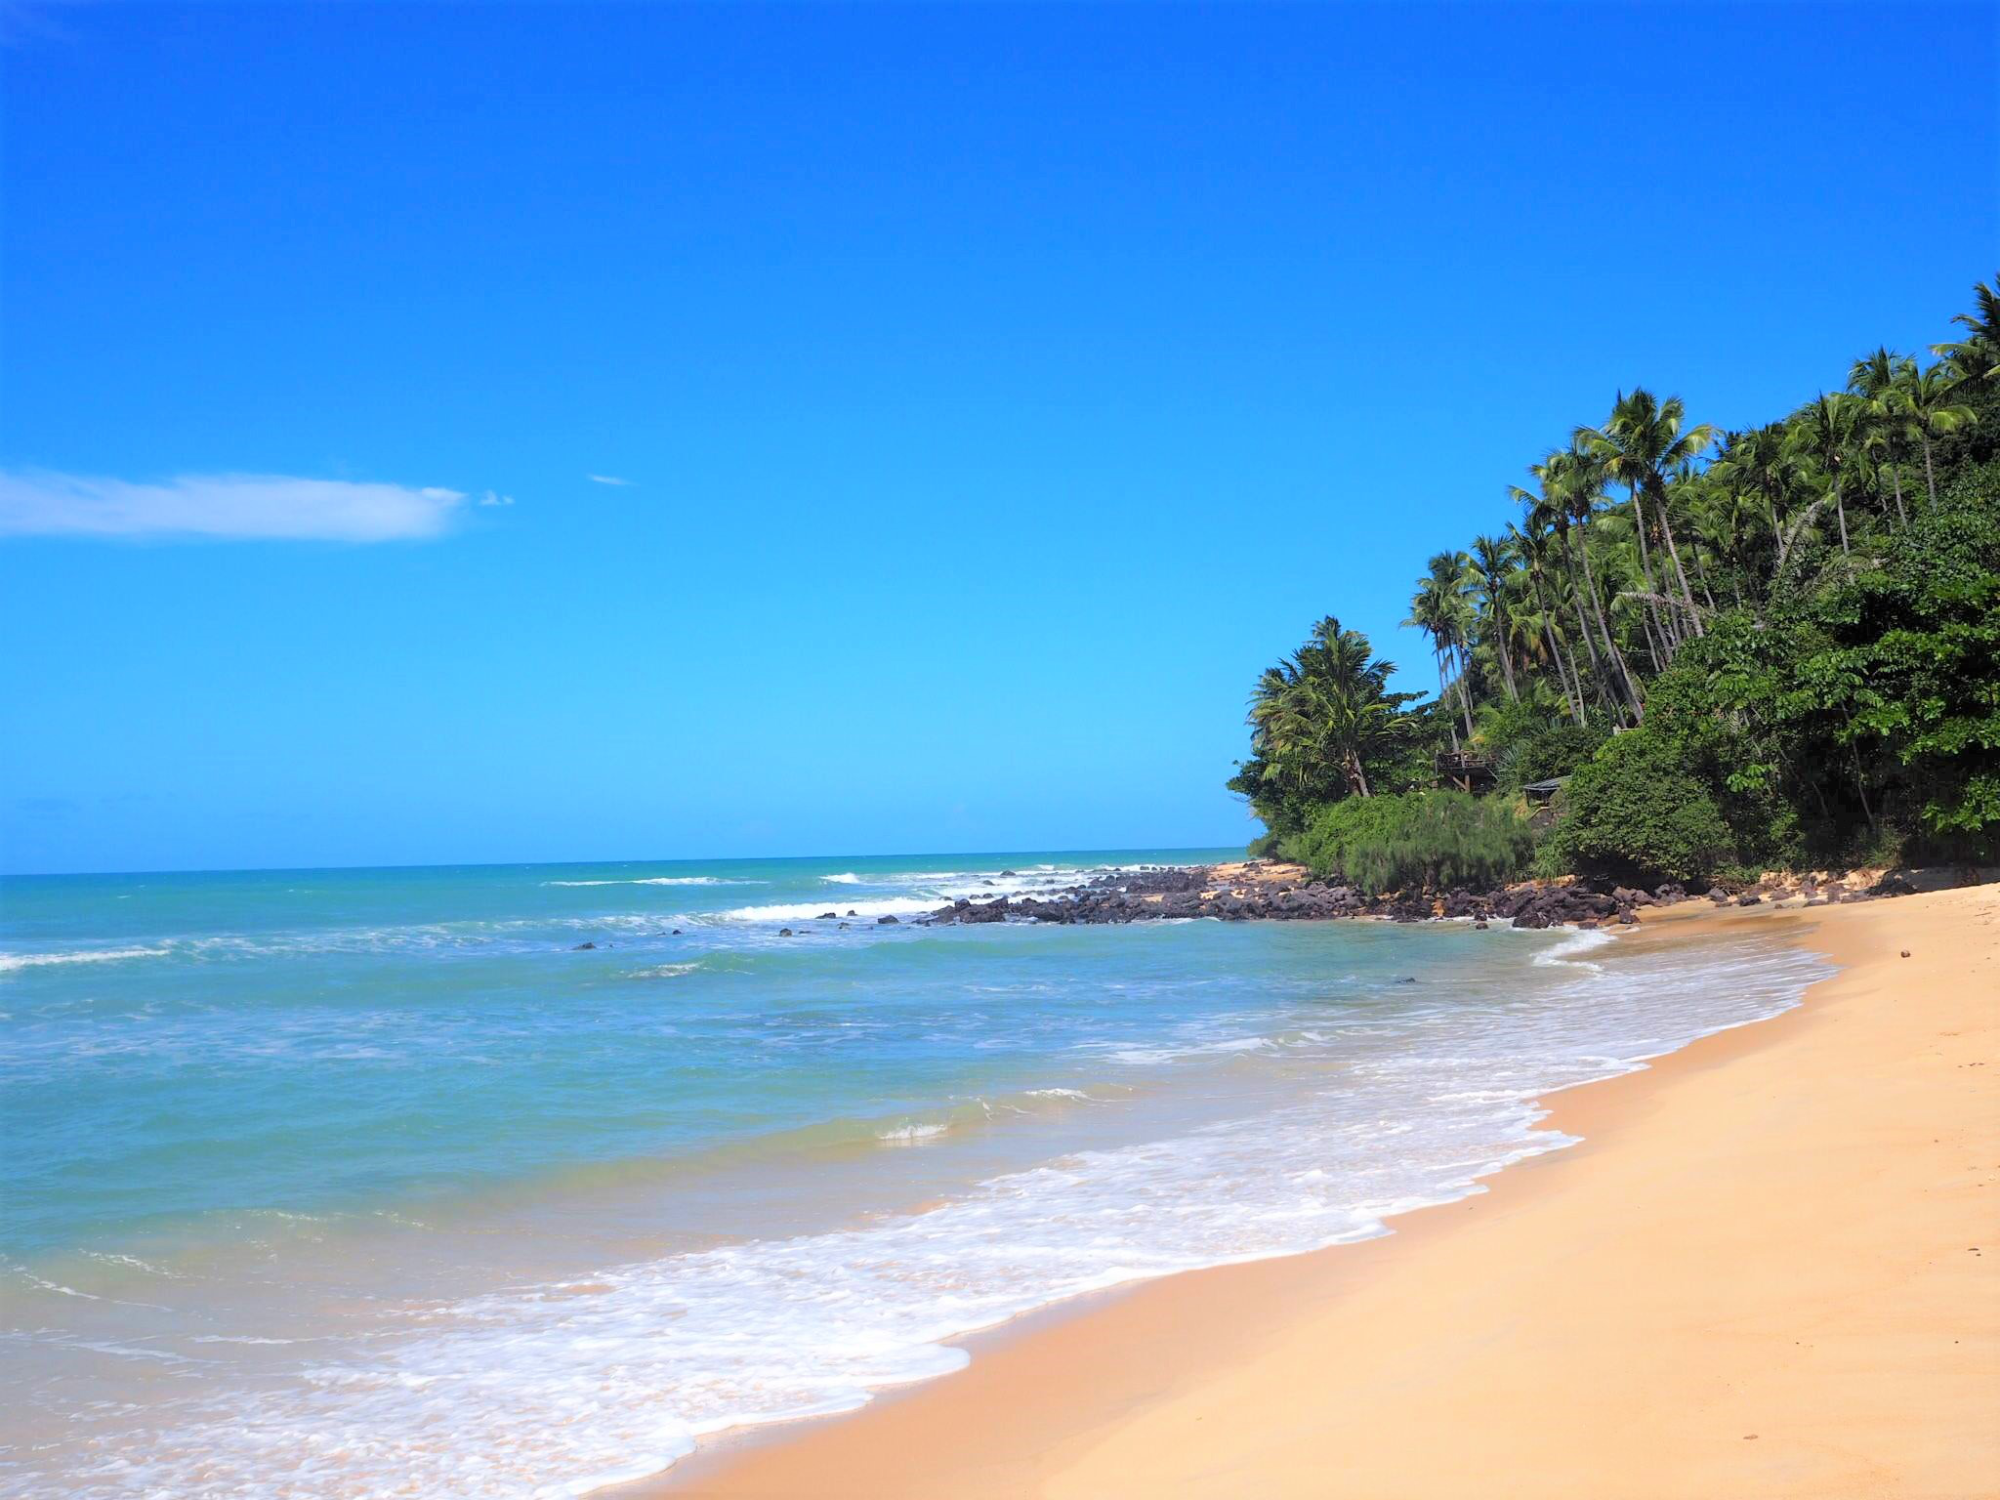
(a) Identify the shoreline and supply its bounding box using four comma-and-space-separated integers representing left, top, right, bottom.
633, 882, 1998, 1498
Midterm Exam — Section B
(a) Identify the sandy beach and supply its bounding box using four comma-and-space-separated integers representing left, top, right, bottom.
652, 884, 2000, 1499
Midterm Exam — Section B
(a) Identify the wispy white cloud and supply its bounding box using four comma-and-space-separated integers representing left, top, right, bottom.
0, 471, 476, 541
587, 474, 633, 487
478, 490, 514, 507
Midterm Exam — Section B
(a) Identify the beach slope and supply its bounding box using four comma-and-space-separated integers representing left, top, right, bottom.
664, 885, 1999, 1499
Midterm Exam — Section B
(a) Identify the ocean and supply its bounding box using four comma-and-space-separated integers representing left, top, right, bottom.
0, 850, 1828, 1498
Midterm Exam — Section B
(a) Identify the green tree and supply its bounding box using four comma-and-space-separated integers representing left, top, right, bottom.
1404, 551, 1477, 744
1933, 269, 1999, 392
1848, 347, 1916, 525
1547, 730, 1736, 886
1896, 360, 1977, 507
1579, 389, 1717, 644
1467, 533, 1520, 703
1240, 618, 1413, 823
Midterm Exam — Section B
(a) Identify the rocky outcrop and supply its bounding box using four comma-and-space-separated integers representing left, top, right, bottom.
780, 861, 1930, 940
917, 866, 1674, 931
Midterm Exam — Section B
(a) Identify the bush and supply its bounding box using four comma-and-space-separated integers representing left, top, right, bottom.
1499, 721, 1609, 790
1281, 790, 1534, 896
1246, 830, 1285, 859
1546, 729, 1735, 885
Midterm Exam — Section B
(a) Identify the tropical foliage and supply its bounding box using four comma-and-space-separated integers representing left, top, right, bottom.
1282, 791, 1535, 896
1231, 272, 2000, 889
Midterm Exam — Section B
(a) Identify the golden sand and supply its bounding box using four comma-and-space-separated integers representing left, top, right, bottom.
643, 885, 2000, 1500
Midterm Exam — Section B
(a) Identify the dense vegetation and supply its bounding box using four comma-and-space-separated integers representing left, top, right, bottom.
1231, 273, 2000, 891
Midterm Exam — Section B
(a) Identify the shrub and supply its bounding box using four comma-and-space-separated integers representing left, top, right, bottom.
1281, 790, 1534, 896
1499, 721, 1609, 790
1546, 729, 1735, 885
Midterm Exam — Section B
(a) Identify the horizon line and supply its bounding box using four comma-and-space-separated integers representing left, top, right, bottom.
0, 839, 1249, 882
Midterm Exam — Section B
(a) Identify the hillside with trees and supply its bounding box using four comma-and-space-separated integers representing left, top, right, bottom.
1230, 272, 2000, 891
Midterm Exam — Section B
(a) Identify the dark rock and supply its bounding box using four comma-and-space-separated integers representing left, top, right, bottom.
1736, 892, 1761, 906
778, 927, 794, 937
571, 941, 596, 950
1473, 919, 1490, 930
670, 929, 682, 936
999, 869, 1018, 877
876, 915, 899, 925
1872, 872, 1918, 897
846, 910, 858, 917
816, 911, 837, 921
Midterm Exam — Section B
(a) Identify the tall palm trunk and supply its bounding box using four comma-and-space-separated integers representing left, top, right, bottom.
1527, 568, 1585, 725
1493, 611, 1519, 702
1688, 540, 1719, 613
1922, 435, 1938, 506
1833, 479, 1852, 573
1766, 486, 1789, 570
1553, 624, 1586, 723
1650, 482, 1705, 636
1625, 487, 1672, 657
1556, 534, 1607, 705
1887, 462, 1907, 526
1454, 641, 1475, 740
1576, 526, 1642, 721
1561, 528, 1633, 720
1435, 650, 1459, 754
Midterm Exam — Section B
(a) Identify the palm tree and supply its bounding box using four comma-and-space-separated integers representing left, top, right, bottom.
1579, 389, 1717, 644
1404, 553, 1477, 746
1514, 447, 1640, 721
1847, 347, 1915, 525
1787, 393, 1859, 570
1711, 424, 1795, 570
1506, 515, 1587, 725
1895, 360, 1977, 506
1933, 269, 2000, 391
1684, 471, 1763, 611
1466, 533, 1519, 703
1247, 617, 1401, 801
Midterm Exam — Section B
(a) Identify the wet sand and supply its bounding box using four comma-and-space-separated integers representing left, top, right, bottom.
639, 884, 2000, 1499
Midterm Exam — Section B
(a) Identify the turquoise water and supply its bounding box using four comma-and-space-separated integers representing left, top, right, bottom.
1, 851, 1827, 1498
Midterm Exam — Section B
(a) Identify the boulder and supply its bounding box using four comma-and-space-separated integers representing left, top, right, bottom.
877, 915, 900, 925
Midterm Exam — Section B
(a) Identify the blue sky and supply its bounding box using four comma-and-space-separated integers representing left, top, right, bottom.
2, 2, 1994, 875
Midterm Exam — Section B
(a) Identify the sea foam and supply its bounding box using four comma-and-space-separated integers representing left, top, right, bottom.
26, 931, 1828, 1500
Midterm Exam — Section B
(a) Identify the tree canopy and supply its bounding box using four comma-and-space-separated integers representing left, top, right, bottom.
1233, 272, 1999, 887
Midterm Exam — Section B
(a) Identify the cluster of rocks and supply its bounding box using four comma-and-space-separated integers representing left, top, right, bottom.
924, 867, 1213, 926
916, 866, 1676, 930
910, 863, 1924, 933
1700, 869, 1917, 908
